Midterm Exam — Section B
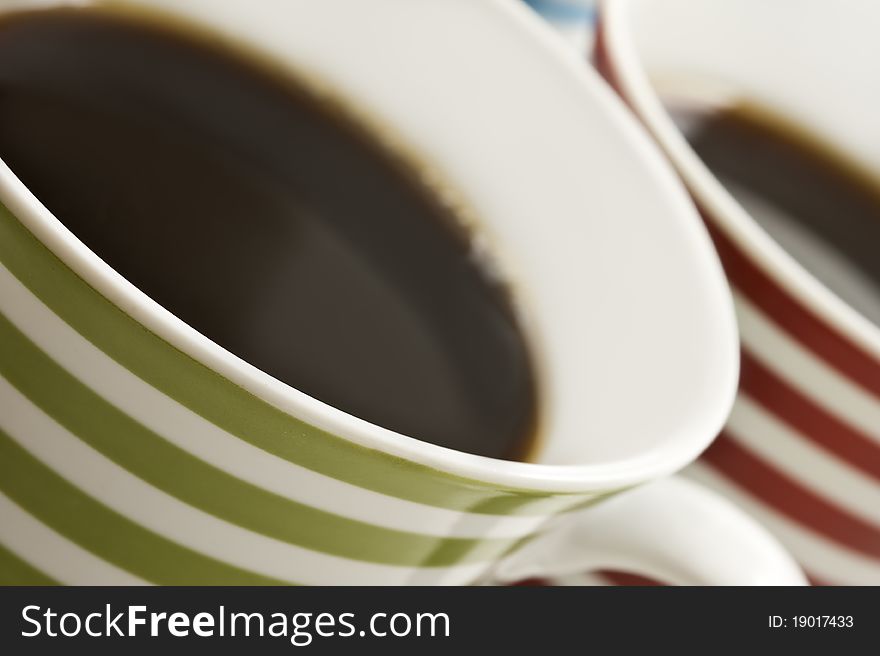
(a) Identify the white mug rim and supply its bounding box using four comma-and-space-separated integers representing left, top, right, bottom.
0, 0, 739, 493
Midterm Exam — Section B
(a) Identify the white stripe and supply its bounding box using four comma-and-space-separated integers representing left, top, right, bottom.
0, 493, 149, 586
686, 462, 880, 585
0, 262, 550, 539
0, 378, 491, 585
726, 395, 880, 525
735, 292, 880, 446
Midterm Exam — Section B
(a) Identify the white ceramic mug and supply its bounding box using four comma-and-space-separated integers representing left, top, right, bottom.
598, 0, 880, 585
0, 0, 803, 585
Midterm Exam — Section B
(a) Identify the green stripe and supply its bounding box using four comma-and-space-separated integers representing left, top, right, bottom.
0, 543, 58, 585
0, 430, 288, 585
0, 312, 516, 566
0, 202, 594, 515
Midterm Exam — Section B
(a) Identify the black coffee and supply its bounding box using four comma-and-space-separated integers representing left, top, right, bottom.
668, 101, 880, 325
0, 9, 539, 460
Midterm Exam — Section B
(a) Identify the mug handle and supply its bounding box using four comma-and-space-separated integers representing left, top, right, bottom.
492, 476, 807, 585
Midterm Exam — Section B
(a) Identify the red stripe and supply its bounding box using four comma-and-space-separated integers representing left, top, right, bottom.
598, 570, 664, 586
593, 23, 618, 93
806, 573, 832, 587
738, 349, 880, 481
510, 572, 665, 587
509, 577, 551, 587
601, 570, 830, 587
703, 207, 880, 401
702, 433, 880, 560
597, 571, 825, 587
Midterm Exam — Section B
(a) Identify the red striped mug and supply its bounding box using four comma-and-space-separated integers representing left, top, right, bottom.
596, 0, 880, 585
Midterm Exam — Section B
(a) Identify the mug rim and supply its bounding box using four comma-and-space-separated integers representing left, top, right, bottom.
599, 0, 880, 363
0, 0, 738, 493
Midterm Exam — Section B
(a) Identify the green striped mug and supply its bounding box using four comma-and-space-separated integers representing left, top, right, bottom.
0, 0, 805, 585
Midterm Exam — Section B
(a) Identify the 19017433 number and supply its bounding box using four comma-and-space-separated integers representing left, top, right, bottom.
768, 616, 854, 628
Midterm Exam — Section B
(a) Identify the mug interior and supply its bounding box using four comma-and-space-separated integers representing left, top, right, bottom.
0, 0, 738, 490
603, 0, 880, 358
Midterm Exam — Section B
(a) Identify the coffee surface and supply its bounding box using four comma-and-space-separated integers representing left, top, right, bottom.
670, 102, 880, 325
0, 9, 538, 460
